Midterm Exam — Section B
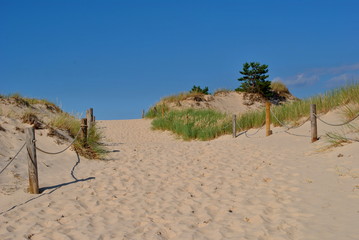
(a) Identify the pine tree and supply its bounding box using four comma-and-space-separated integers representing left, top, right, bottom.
236, 62, 271, 97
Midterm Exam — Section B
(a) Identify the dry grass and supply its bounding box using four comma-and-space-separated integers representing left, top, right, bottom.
161, 92, 205, 103
271, 81, 290, 94
213, 88, 232, 96
324, 131, 352, 149
341, 103, 359, 120
2, 93, 62, 113
21, 111, 43, 129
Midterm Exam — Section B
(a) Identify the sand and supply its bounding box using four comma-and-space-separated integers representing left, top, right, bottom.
0, 111, 358, 240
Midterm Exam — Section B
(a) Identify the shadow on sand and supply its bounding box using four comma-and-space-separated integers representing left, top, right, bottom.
0, 151, 95, 215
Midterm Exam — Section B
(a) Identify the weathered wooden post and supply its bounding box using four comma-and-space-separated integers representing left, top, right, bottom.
80, 118, 88, 145
266, 102, 272, 136
142, 110, 145, 118
310, 104, 318, 142
86, 108, 94, 132
232, 114, 237, 138
26, 127, 39, 194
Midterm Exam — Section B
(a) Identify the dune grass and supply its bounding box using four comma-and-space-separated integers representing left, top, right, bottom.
149, 83, 359, 140
50, 112, 81, 137
152, 109, 231, 140
161, 91, 205, 103
145, 103, 170, 119
1, 93, 62, 112
0, 93, 106, 159
50, 112, 106, 159
270, 83, 359, 127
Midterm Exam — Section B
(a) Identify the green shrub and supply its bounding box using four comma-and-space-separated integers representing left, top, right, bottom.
190, 85, 209, 94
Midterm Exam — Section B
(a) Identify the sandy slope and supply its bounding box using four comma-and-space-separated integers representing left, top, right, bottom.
157, 91, 296, 115
0, 112, 358, 240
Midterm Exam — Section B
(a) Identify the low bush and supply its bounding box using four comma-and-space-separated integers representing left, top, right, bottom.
190, 85, 209, 94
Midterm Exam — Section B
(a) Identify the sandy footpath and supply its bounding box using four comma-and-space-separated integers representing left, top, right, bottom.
0, 113, 358, 240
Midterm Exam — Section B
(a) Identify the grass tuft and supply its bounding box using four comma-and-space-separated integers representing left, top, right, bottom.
50, 113, 106, 159
145, 103, 170, 119
271, 81, 290, 94
50, 112, 81, 137
151, 109, 231, 140
213, 88, 232, 96
161, 92, 206, 103
325, 132, 351, 148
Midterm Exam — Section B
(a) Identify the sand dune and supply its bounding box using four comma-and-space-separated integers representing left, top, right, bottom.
0, 112, 358, 239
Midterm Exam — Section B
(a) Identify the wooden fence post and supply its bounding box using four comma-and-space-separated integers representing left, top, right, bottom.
26, 127, 39, 194
86, 108, 93, 132
142, 110, 145, 118
310, 104, 318, 142
266, 102, 272, 136
80, 118, 88, 144
232, 114, 237, 138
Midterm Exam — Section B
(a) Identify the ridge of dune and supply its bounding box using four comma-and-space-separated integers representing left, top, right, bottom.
156, 91, 296, 115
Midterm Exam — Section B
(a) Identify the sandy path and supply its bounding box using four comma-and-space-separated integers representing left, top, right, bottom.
1, 116, 358, 239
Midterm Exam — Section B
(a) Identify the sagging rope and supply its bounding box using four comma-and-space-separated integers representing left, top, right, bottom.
35, 128, 82, 155
314, 112, 359, 127
269, 109, 311, 137
244, 120, 266, 137
270, 108, 310, 130
0, 142, 26, 175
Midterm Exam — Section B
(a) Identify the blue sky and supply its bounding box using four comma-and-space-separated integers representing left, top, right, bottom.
1, 0, 359, 120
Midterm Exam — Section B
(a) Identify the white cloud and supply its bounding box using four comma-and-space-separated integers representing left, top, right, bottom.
277, 73, 319, 87
329, 73, 351, 83
276, 62, 359, 87
327, 73, 359, 87
312, 63, 359, 75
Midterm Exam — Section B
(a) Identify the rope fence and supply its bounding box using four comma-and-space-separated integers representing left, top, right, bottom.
0, 108, 95, 194
35, 128, 82, 155
232, 103, 359, 143
270, 108, 311, 130
1, 104, 359, 195
314, 112, 359, 127
244, 121, 266, 138
0, 142, 26, 175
